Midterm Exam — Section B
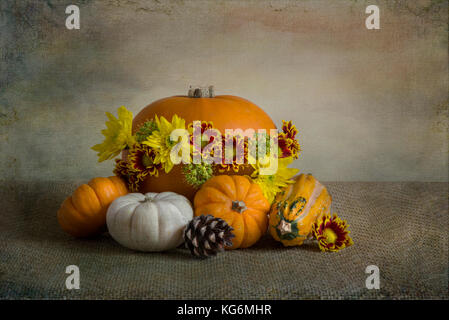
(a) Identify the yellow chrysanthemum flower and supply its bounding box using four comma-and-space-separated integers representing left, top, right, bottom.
142, 114, 187, 173
251, 156, 299, 203
91, 106, 136, 162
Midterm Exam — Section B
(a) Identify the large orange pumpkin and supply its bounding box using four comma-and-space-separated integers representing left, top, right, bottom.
128, 87, 276, 200
193, 175, 270, 249
57, 176, 128, 237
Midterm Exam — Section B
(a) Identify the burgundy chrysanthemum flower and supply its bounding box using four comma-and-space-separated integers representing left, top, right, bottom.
113, 158, 143, 192
278, 120, 301, 159
217, 135, 248, 173
113, 159, 129, 179
311, 214, 353, 252
281, 120, 298, 139
127, 144, 161, 178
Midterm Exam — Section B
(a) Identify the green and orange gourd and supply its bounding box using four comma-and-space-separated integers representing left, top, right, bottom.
269, 174, 332, 246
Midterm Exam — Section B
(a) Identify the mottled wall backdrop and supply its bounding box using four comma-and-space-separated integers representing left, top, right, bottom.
0, 0, 447, 182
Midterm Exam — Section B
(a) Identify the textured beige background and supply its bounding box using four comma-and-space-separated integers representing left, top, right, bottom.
0, 0, 448, 182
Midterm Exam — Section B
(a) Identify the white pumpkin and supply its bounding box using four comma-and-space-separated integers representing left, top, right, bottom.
106, 192, 193, 252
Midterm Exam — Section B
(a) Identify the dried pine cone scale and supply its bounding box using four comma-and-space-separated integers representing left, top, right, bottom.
184, 215, 235, 258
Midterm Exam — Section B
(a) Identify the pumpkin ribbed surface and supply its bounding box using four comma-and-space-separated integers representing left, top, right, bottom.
106, 192, 193, 252
57, 176, 128, 237
194, 175, 270, 249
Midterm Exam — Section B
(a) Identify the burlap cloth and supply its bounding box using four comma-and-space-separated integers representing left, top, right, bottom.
0, 181, 447, 299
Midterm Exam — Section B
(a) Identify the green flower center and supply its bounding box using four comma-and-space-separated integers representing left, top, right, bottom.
166, 136, 177, 147
142, 154, 153, 167
323, 228, 337, 244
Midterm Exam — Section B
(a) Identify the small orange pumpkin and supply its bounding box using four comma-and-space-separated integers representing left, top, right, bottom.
57, 176, 128, 237
193, 175, 270, 249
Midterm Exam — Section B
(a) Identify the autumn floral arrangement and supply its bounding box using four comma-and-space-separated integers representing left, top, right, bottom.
57, 87, 353, 257
92, 106, 301, 203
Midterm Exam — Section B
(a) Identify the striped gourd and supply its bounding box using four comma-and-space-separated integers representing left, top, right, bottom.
269, 174, 332, 246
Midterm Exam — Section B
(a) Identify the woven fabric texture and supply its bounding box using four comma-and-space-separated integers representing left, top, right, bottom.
0, 181, 447, 299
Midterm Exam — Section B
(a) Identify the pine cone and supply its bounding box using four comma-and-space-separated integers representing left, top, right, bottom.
184, 215, 235, 258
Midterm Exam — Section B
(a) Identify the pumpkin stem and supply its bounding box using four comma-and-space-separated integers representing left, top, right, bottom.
139, 195, 154, 203
188, 86, 215, 98
231, 200, 247, 213
277, 220, 292, 235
